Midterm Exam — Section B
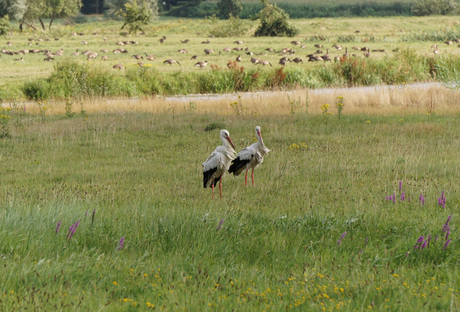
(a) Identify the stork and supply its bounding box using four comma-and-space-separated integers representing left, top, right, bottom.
203, 130, 237, 199
228, 126, 271, 186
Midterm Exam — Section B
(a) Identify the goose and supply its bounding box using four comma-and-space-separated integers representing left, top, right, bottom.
144, 53, 155, 61
195, 61, 208, 68
163, 59, 181, 66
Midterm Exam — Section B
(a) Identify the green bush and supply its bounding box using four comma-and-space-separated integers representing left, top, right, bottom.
23, 61, 140, 100
0, 14, 10, 36
254, 1, 298, 37
411, 0, 457, 16
209, 15, 249, 37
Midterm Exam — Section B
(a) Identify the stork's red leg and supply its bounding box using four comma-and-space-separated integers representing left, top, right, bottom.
219, 174, 223, 198
251, 168, 255, 186
244, 169, 248, 186
211, 180, 215, 199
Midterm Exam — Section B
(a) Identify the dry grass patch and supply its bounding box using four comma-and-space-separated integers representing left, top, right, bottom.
21, 84, 460, 116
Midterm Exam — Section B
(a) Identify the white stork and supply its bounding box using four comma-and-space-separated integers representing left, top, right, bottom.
203, 130, 237, 199
228, 126, 270, 186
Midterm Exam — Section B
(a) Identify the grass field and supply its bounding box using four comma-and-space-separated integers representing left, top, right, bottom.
0, 16, 459, 311
0, 91, 459, 310
0, 15, 459, 93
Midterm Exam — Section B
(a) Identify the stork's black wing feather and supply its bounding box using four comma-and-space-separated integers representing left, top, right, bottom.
228, 156, 252, 175
203, 167, 217, 188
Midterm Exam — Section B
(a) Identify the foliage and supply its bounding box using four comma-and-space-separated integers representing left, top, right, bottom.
0, 14, 9, 36
119, 0, 153, 34
167, 2, 413, 19
411, 0, 457, 16
254, 0, 298, 37
217, 0, 242, 19
432, 56, 460, 89
105, 0, 158, 20
22, 61, 139, 100
208, 14, 249, 37
4, 0, 82, 30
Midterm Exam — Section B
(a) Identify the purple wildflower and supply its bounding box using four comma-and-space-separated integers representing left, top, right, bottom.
66, 220, 80, 240
442, 239, 451, 250
217, 219, 225, 230
392, 194, 396, 203
399, 180, 402, 191
117, 237, 125, 251
400, 191, 406, 201
414, 236, 424, 249
421, 236, 431, 249
438, 192, 446, 208
419, 194, 425, 206
55, 221, 61, 234
364, 237, 369, 246
442, 215, 451, 240
337, 232, 347, 245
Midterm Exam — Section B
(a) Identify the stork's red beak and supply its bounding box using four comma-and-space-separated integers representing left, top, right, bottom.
227, 137, 235, 150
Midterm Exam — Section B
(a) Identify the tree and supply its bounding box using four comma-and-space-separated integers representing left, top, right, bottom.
217, 0, 242, 19
254, 0, 298, 37
1, 0, 82, 31
411, 0, 456, 16
105, 0, 158, 19
43, 0, 83, 30
120, 0, 153, 34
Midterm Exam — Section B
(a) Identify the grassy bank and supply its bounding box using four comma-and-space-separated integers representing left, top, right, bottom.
0, 100, 459, 310
0, 53, 458, 101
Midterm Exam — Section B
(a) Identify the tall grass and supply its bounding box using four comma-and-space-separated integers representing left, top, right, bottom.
401, 26, 460, 42
0, 107, 458, 311
433, 56, 460, 89
16, 51, 445, 100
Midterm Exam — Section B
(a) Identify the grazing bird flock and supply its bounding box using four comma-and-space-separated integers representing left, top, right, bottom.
203, 127, 270, 198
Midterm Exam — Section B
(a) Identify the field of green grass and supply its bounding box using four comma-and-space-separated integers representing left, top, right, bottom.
0, 16, 459, 310
0, 102, 459, 310
0, 15, 459, 98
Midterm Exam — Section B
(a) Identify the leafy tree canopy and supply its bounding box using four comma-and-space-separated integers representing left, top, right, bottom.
120, 0, 153, 34
0, 0, 82, 30
217, 0, 242, 19
105, 0, 158, 20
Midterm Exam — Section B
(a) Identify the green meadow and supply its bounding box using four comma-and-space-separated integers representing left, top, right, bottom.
0, 15, 459, 311
0, 106, 459, 310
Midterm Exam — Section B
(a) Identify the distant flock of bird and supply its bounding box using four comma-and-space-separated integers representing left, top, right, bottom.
2, 33, 459, 68
203, 126, 270, 199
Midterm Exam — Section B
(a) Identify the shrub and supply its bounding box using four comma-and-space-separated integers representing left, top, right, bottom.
218, 0, 242, 19
411, 0, 457, 16
22, 61, 140, 100
209, 15, 249, 37
0, 14, 10, 36
254, 0, 298, 37
73, 13, 88, 24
